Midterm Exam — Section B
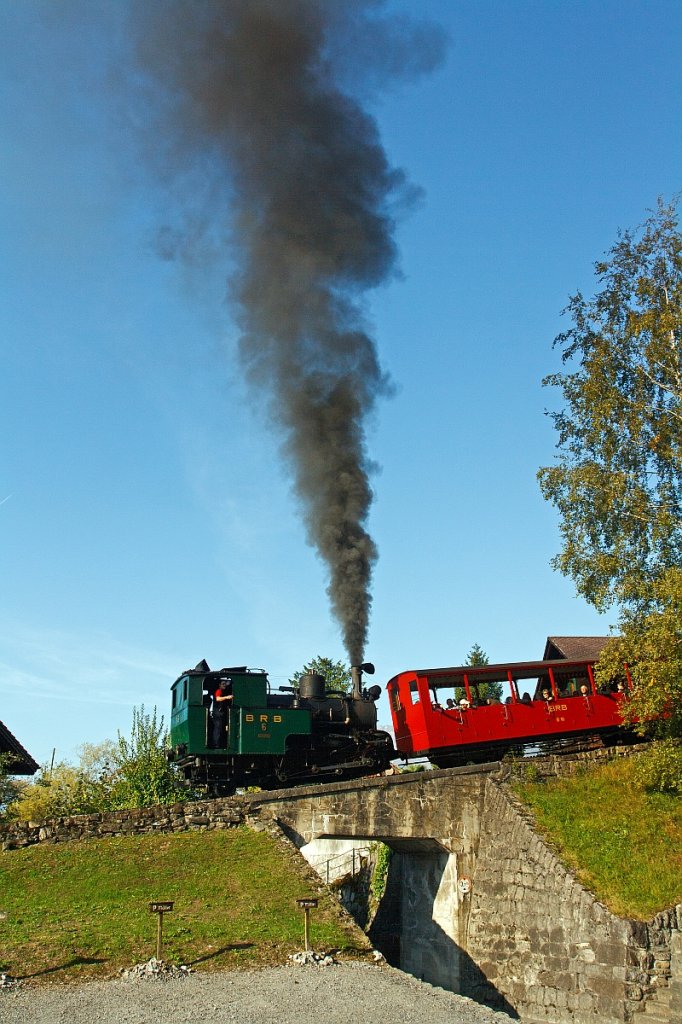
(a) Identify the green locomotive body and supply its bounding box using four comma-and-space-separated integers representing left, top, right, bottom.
168, 660, 394, 793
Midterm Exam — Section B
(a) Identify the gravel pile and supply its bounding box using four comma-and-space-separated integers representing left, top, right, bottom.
0, 961, 517, 1024
287, 950, 336, 967
119, 957, 194, 981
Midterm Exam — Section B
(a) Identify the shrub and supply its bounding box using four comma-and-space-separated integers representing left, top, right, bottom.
7, 763, 105, 821
370, 842, 392, 901
112, 705, 185, 808
634, 739, 682, 794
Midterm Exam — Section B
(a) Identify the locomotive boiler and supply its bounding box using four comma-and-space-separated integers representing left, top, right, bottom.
167, 660, 394, 794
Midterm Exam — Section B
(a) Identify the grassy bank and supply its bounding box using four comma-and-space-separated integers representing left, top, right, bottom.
513, 754, 682, 919
0, 827, 369, 983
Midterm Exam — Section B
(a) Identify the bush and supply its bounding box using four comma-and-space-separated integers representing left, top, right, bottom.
5, 709, 187, 822
7, 763, 106, 821
112, 705, 185, 808
634, 739, 682, 794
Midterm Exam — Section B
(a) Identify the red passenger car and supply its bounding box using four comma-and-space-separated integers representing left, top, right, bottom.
387, 658, 634, 767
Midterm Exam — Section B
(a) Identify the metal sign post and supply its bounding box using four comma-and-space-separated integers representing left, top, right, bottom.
296, 898, 318, 951
149, 901, 174, 961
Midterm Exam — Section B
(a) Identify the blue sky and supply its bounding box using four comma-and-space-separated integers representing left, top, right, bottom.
2, 0, 681, 766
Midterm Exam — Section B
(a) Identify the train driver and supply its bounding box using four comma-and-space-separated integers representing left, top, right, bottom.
211, 677, 233, 748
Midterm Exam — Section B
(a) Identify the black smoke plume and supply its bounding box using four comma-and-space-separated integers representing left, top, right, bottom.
132, 1, 444, 664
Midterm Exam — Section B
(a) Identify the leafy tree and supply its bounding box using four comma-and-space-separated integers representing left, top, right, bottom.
596, 567, 682, 739
8, 763, 91, 821
538, 198, 682, 612
4, 711, 187, 821
112, 705, 185, 808
6, 742, 120, 822
289, 656, 352, 694
538, 199, 682, 746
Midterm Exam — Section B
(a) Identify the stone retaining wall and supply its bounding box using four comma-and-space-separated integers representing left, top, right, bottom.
466, 777, 680, 1023
499, 743, 649, 783
0, 797, 249, 849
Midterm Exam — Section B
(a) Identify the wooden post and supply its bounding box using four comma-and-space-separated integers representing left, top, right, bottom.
156, 910, 163, 960
149, 901, 174, 961
296, 898, 318, 953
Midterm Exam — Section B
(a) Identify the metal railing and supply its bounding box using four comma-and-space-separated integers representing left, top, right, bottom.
324, 846, 371, 884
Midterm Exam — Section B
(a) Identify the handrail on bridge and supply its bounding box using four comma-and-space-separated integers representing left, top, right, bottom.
324, 845, 371, 884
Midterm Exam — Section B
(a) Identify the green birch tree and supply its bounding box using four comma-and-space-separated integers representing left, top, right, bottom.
538, 198, 682, 745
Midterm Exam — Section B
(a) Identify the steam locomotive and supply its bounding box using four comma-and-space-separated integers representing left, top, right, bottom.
167, 659, 394, 793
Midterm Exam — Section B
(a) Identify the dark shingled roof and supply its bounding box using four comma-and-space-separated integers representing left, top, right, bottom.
543, 636, 611, 662
0, 720, 39, 775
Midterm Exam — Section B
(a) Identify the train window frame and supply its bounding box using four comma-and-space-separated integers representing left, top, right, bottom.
183, 678, 188, 703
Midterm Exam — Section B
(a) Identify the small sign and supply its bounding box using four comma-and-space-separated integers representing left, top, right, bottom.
149, 901, 174, 914
458, 877, 472, 896
296, 898, 318, 909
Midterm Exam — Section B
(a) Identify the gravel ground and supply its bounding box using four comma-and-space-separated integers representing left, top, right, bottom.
0, 962, 519, 1024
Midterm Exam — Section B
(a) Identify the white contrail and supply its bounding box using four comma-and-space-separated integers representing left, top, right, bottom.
0, 494, 12, 506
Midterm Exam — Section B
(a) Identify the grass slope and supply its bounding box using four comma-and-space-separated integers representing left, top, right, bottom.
513, 755, 682, 919
0, 827, 370, 983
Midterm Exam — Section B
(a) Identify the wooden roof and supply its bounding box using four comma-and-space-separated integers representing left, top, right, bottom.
543, 636, 610, 662
0, 720, 39, 775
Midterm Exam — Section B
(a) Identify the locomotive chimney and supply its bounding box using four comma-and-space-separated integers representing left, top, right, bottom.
351, 661, 375, 699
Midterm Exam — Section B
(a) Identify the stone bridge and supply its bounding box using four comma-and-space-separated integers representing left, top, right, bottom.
249, 763, 680, 1024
